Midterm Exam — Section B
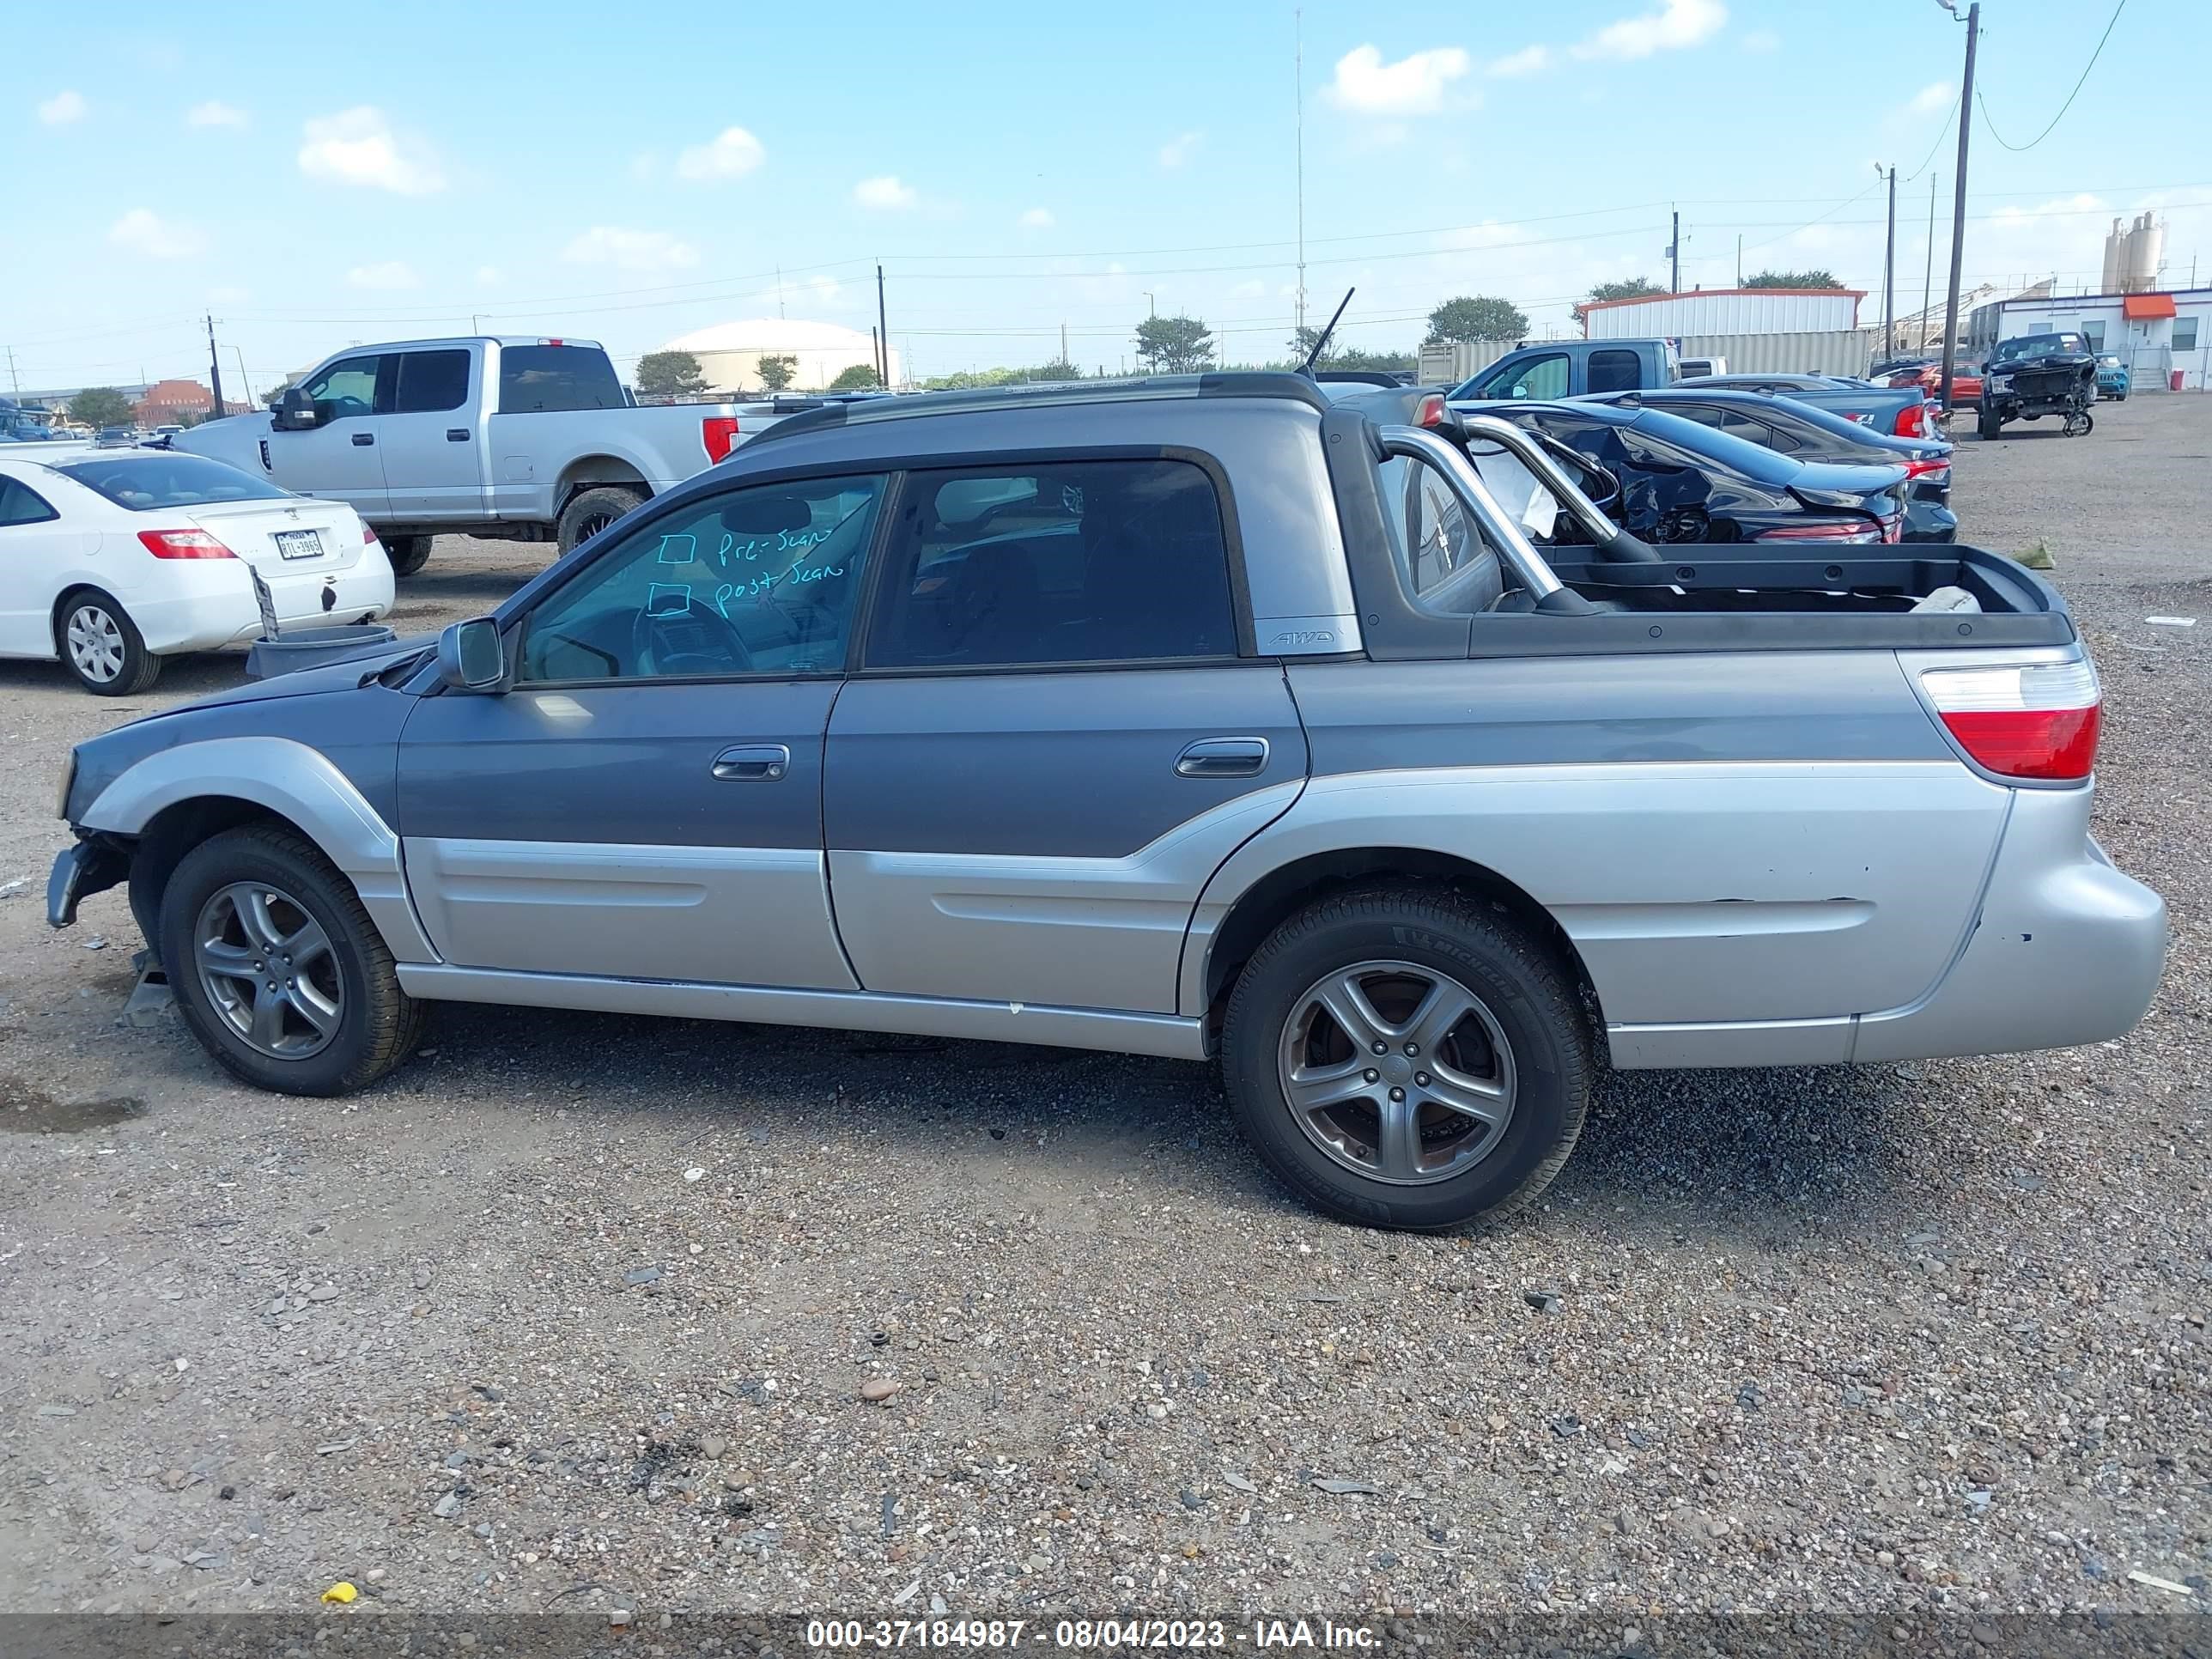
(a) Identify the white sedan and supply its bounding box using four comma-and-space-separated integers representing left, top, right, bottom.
0, 449, 394, 695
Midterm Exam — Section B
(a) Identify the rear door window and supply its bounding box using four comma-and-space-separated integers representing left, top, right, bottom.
56, 453, 289, 509
498, 347, 625, 412
1586, 349, 1642, 394
396, 349, 471, 414
864, 458, 1237, 669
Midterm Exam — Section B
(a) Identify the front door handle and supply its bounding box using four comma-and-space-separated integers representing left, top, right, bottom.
1176, 737, 1269, 779
712, 743, 790, 781
350, 432, 375, 447
447, 428, 470, 441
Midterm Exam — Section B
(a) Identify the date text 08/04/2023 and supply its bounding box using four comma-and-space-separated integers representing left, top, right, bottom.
802, 1619, 1379, 1650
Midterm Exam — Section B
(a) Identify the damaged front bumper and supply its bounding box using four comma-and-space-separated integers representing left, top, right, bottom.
48, 837, 129, 929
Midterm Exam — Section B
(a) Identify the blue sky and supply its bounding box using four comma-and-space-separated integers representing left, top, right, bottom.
9, 0, 2207, 393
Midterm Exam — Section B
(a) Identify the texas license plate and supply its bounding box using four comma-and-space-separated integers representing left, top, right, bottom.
274, 529, 323, 561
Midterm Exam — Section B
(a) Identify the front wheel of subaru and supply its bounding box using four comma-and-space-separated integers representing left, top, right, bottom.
160, 825, 424, 1096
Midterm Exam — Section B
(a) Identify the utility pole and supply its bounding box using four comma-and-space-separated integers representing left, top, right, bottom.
1145, 291, 1157, 318
875, 264, 889, 386
1922, 173, 1938, 350
870, 326, 882, 388
1294, 8, 1307, 343
232, 345, 253, 408
1668, 208, 1680, 293
1936, 1, 1978, 413
1735, 234, 1742, 287
776, 264, 786, 320
4, 344, 19, 398
205, 314, 225, 416
1060, 320, 1068, 367
1881, 164, 1898, 355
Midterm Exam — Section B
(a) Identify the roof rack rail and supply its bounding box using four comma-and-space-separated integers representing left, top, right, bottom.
735, 369, 1328, 449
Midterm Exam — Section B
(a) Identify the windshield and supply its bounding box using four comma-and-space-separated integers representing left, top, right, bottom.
58, 453, 290, 510
1994, 333, 2085, 362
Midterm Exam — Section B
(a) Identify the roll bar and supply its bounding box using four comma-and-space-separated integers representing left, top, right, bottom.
1449, 412, 1662, 564
1376, 424, 1566, 602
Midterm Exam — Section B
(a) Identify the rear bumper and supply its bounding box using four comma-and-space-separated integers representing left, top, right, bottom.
1609, 785, 2166, 1069
129, 563, 395, 654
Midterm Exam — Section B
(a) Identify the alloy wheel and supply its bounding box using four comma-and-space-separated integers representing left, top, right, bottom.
1276, 959, 1516, 1186
192, 882, 344, 1059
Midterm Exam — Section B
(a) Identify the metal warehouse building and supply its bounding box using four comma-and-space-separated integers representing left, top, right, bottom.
1581, 287, 1864, 338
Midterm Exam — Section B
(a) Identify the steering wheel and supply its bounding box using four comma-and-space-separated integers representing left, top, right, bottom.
630, 598, 754, 678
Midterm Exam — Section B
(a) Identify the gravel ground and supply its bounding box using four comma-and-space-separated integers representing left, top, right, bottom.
0, 399, 2205, 1624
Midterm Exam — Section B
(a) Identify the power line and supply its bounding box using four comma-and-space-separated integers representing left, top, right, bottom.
1976, 0, 2126, 152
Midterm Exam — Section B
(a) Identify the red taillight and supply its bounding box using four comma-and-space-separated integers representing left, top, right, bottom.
137, 529, 236, 560
362, 525, 380, 544
1894, 402, 1930, 437
1921, 659, 2100, 781
701, 416, 742, 463
1755, 520, 1882, 544
1416, 393, 1446, 427
1903, 457, 1950, 479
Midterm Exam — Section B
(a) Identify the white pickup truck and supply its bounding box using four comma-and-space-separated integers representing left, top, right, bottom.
175, 337, 769, 575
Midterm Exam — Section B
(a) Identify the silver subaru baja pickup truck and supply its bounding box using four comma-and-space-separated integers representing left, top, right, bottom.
49, 373, 2165, 1230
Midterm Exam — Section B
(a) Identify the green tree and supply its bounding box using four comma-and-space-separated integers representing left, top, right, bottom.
1289, 325, 1340, 368
1743, 269, 1844, 289
1333, 346, 1415, 372
70, 386, 134, 428
1423, 295, 1528, 346
1589, 276, 1665, 302
829, 362, 882, 391
757, 354, 798, 392
1133, 314, 1214, 374
1028, 357, 1084, 382
635, 350, 707, 399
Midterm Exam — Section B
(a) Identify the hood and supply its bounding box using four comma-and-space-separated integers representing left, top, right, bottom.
122, 635, 436, 720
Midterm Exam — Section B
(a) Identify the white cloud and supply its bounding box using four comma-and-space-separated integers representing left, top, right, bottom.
1573, 0, 1728, 61
347, 260, 421, 290
187, 100, 248, 129
1019, 206, 1055, 229
107, 208, 205, 260
475, 264, 502, 287
297, 106, 445, 195
1157, 131, 1204, 169
1741, 27, 1780, 53
854, 174, 917, 210
1326, 45, 1472, 114
1487, 45, 1552, 78
39, 90, 86, 125
560, 226, 700, 273
1229, 279, 1268, 300
675, 125, 765, 183
806, 274, 842, 304
209, 284, 250, 305
1907, 81, 1951, 114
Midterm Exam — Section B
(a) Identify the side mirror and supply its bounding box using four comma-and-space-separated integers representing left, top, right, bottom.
273, 387, 319, 431
436, 617, 506, 691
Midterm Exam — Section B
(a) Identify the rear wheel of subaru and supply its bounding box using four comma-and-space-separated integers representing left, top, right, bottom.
1221, 889, 1592, 1231
57, 590, 161, 696
161, 825, 424, 1097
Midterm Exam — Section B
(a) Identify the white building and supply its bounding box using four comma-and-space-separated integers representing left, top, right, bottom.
1971, 287, 2210, 392
659, 319, 898, 393
1580, 286, 1863, 339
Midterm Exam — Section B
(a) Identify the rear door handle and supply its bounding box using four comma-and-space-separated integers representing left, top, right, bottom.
1176, 737, 1269, 779
447, 428, 470, 441
350, 432, 374, 447
712, 743, 790, 781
